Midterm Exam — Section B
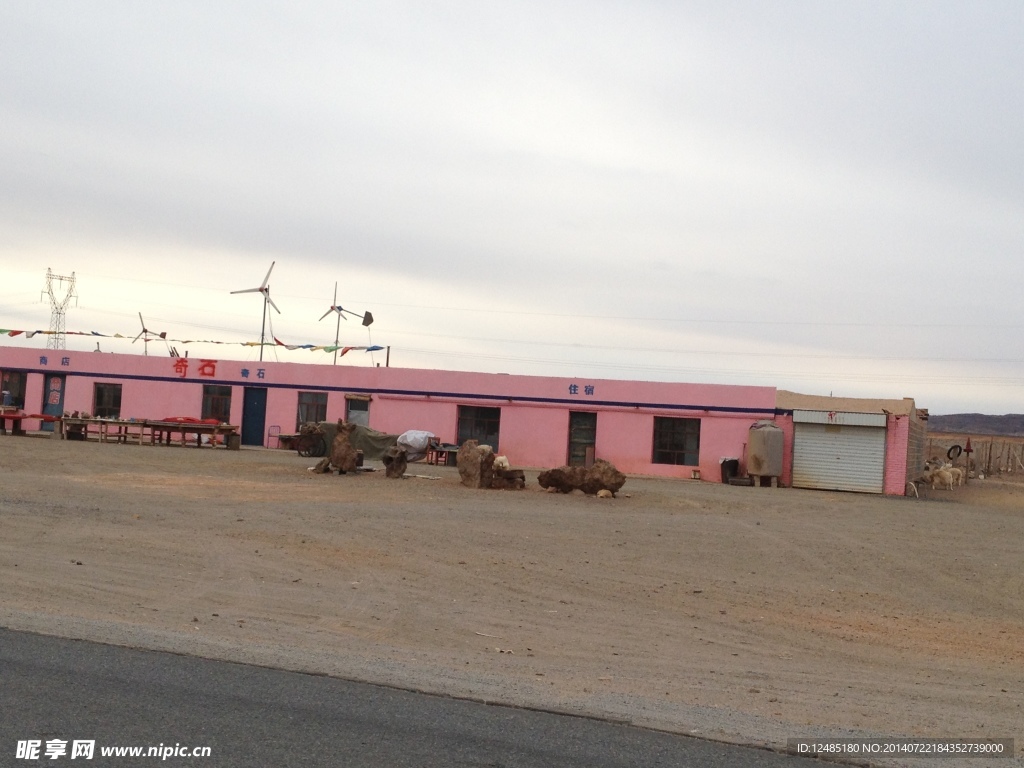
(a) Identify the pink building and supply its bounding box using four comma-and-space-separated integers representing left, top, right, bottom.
0, 345, 926, 493
0, 344, 775, 480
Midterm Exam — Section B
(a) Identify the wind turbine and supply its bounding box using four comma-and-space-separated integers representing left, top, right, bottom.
319, 282, 374, 365
132, 312, 167, 356
231, 261, 280, 361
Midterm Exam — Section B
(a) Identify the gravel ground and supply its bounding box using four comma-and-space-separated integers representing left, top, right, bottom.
1, 435, 1021, 766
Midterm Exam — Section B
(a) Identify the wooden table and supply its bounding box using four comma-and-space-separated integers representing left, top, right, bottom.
100, 419, 146, 444
0, 408, 27, 435
60, 418, 240, 448
0, 409, 61, 435
62, 418, 146, 443
147, 420, 240, 448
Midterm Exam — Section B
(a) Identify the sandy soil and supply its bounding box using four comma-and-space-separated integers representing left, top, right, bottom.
1, 436, 1022, 765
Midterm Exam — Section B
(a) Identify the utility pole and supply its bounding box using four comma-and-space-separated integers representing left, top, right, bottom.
331, 282, 341, 364
41, 269, 77, 350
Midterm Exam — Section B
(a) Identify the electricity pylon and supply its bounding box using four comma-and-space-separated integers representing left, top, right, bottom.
41, 269, 77, 350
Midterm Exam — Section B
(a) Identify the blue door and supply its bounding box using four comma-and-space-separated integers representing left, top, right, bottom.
241, 387, 267, 446
41, 374, 66, 432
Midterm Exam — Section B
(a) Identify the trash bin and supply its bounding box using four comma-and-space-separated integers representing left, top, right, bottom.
720, 458, 739, 483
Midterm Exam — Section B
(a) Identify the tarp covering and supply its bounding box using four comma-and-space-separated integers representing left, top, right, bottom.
397, 430, 437, 462
315, 422, 399, 460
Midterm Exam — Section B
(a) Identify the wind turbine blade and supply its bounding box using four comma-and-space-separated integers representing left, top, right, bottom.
266, 294, 281, 313
231, 287, 261, 295
132, 330, 145, 343
319, 308, 334, 321
260, 261, 275, 290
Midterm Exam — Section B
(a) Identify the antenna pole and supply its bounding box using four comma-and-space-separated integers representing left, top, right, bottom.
259, 291, 268, 362
332, 282, 342, 365
230, 262, 278, 361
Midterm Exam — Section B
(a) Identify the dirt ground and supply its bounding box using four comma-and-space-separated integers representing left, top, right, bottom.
1, 436, 1022, 765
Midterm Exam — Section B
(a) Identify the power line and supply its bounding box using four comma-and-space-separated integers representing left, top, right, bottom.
343, 301, 1019, 330
385, 328, 1024, 365
398, 347, 1024, 387
46, 269, 1024, 330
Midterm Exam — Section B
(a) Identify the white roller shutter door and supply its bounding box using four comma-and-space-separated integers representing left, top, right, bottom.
792, 415, 886, 493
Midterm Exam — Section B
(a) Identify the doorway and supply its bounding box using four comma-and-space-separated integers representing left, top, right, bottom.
241, 387, 268, 446
568, 412, 597, 467
40, 374, 66, 432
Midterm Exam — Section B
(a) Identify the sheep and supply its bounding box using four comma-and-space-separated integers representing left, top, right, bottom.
943, 463, 964, 486
916, 462, 954, 491
928, 467, 955, 490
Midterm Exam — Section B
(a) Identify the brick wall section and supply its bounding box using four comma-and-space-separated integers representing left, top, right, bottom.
776, 414, 795, 488
905, 414, 928, 484
883, 413, 910, 495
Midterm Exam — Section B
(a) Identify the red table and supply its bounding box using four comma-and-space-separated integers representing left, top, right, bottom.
0, 409, 60, 435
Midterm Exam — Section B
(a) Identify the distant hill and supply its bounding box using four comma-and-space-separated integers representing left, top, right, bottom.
928, 413, 1024, 436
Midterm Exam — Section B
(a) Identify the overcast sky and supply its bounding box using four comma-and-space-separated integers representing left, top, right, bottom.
2, 2, 1022, 414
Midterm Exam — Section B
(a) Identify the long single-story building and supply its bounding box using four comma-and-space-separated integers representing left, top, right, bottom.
0, 345, 927, 493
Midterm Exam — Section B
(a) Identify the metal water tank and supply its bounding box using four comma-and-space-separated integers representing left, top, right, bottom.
747, 421, 783, 477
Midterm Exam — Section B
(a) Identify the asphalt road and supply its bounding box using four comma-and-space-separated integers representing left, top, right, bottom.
0, 627, 820, 767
